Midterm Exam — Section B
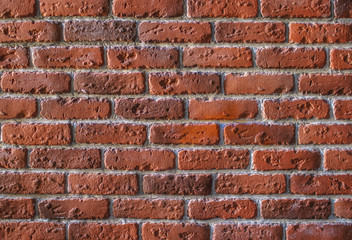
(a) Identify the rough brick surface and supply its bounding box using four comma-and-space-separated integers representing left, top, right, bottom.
142, 223, 210, 239
331, 49, 352, 70
0, 0, 36, 18
299, 124, 352, 144
0, 199, 35, 219
335, 199, 352, 219
214, 224, 283, 240
0, 148, 27, 168
335, 0, 352, 18
0, 47, 28, 68
0, 98, 37, 119
40, 0, 109, 16
299, 74, 352, 95
287, 224, 352, 240
325, 150, 352, 170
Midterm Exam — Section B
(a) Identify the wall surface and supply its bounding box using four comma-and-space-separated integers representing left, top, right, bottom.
0, 0, 352, 239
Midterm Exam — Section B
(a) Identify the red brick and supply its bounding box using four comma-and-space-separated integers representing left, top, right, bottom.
30, 148, 101, 169
0, 199, 35, 219
188, 199, 257, 219
253, 150, 321, 171
334, 100, 352, 119
299, 124, 352, 144
299, 74, 352, 95
40, 0, 108, 16
290, 23, 352, 44
113, 0, 183, 18
150, 124, 219, 145
68, 173, 138, 195
216, 22, 286, 43
143, 174, 212, 195
178, 149, 249, 170
115, 98, 184, 120
64, 20, 136, 42
263, 99, 330, 120
183, 47, 252, 68
105, 149, 175, 171
256, 48, 326, 69
39, 198, 109, 219
142, 223, 210, 240
41, 98, 111, 120
189, 99, 258, 120
1, 72, 71, 94
325, 149, 352, 170
0, 47, 28, 69
69, 223, 138, 240
139, 22, 211, 43
74, 72, 145, 95
33, 47, 104, 69
108, 47, 179, 69
216, 174, 286, 194
0, 172, 64, 194
214, 224, 283, 240
76, 123, 146, 145
149, 72, 220, 95
188, 0, 258, 18
287, 224, 352, 240
335, 0, 352, 18
224, 123, 295, 145
331, 49, 352, 70
0, 98, 36, 119
0, 0, 36, 18
290, 174, 352, 194
225, 74, 294, 95
0, 148, 27, 168
261, 199, 331, 219
0, 222, 65, 240
335, 199, 352, 218
261, 0, 331, 18
2, 123, 72, 145
113, 198, 184, 219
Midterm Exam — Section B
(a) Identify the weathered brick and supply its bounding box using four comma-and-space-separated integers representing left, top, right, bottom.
325, 150, 352, 170
299, 74, 352, 95
0, 98, 37, 119
299, 124, 352, 144
40, 0, 109, 16
287, 224, 352, 240
0, 47, 28, 69
0, 0, 36, 18
335, 0, 352, 18
335, 199, 352, 218
334, 100, 352, 119
0, 199, 35, 219
214, 224, 283, 240
0, 148, 27, 169
331, 49, 352, 70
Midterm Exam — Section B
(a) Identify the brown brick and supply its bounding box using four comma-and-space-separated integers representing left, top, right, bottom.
0, 47, 28, 69
261, 0, 331, 18
331, 49, 352, 70
113, 0, 183, 18
188, 0, 258, 18
253, 150, 321, 171
0, 199, 35, 219
39, 198, 109, 219
189, 99, 258, 120
69, 223, 138, 240
74, 72, 144, 95
68, 173, 138, 195
0, 148, 27, 168
115, 98, 184, 120
150, 124, 219, 145
178, 149, 249, 170
1, 72, 71, 94
143, 174, 212, 195
108, 47, 179, 69
0, 98, 37, 119
290, 174, 352, 194
183, 47, 252, 68
214, 224, 283, 240
261, 199, 331, 219
30, 148, 101, 169
257, 48, 326, 69
299, 124, 352, 144
33, 47, 104, 69
41, 98, 111, 120
142, 223, 210, 240
40, 0, 108, 16
224, 123, 295, 145
216, 174, 286, 194
335, 199, 352, 218
287, 224, 352, 240
75, 123, 146, 145
105, 149, 175, 171
0, 0, 36, 18
334, 100, 352, 119
113, 199, 184, 219
216, 22, 286, 43
188, 199, 257, 219
64, 20, 136, 42
263, 99, 330, 120
225, 74, 294, 95
2, 123, 72, 145
0, 172, 64, 194
299, 74, 352, 95
149, 72, 220, 95
325, 149, 352, 170
139, 22, 211, 43
335, 0, 352, 18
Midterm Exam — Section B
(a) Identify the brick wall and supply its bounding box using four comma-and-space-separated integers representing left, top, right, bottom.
0, 0, 352, 239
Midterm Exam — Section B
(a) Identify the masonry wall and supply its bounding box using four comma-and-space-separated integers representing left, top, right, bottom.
0, 0, 352, 239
